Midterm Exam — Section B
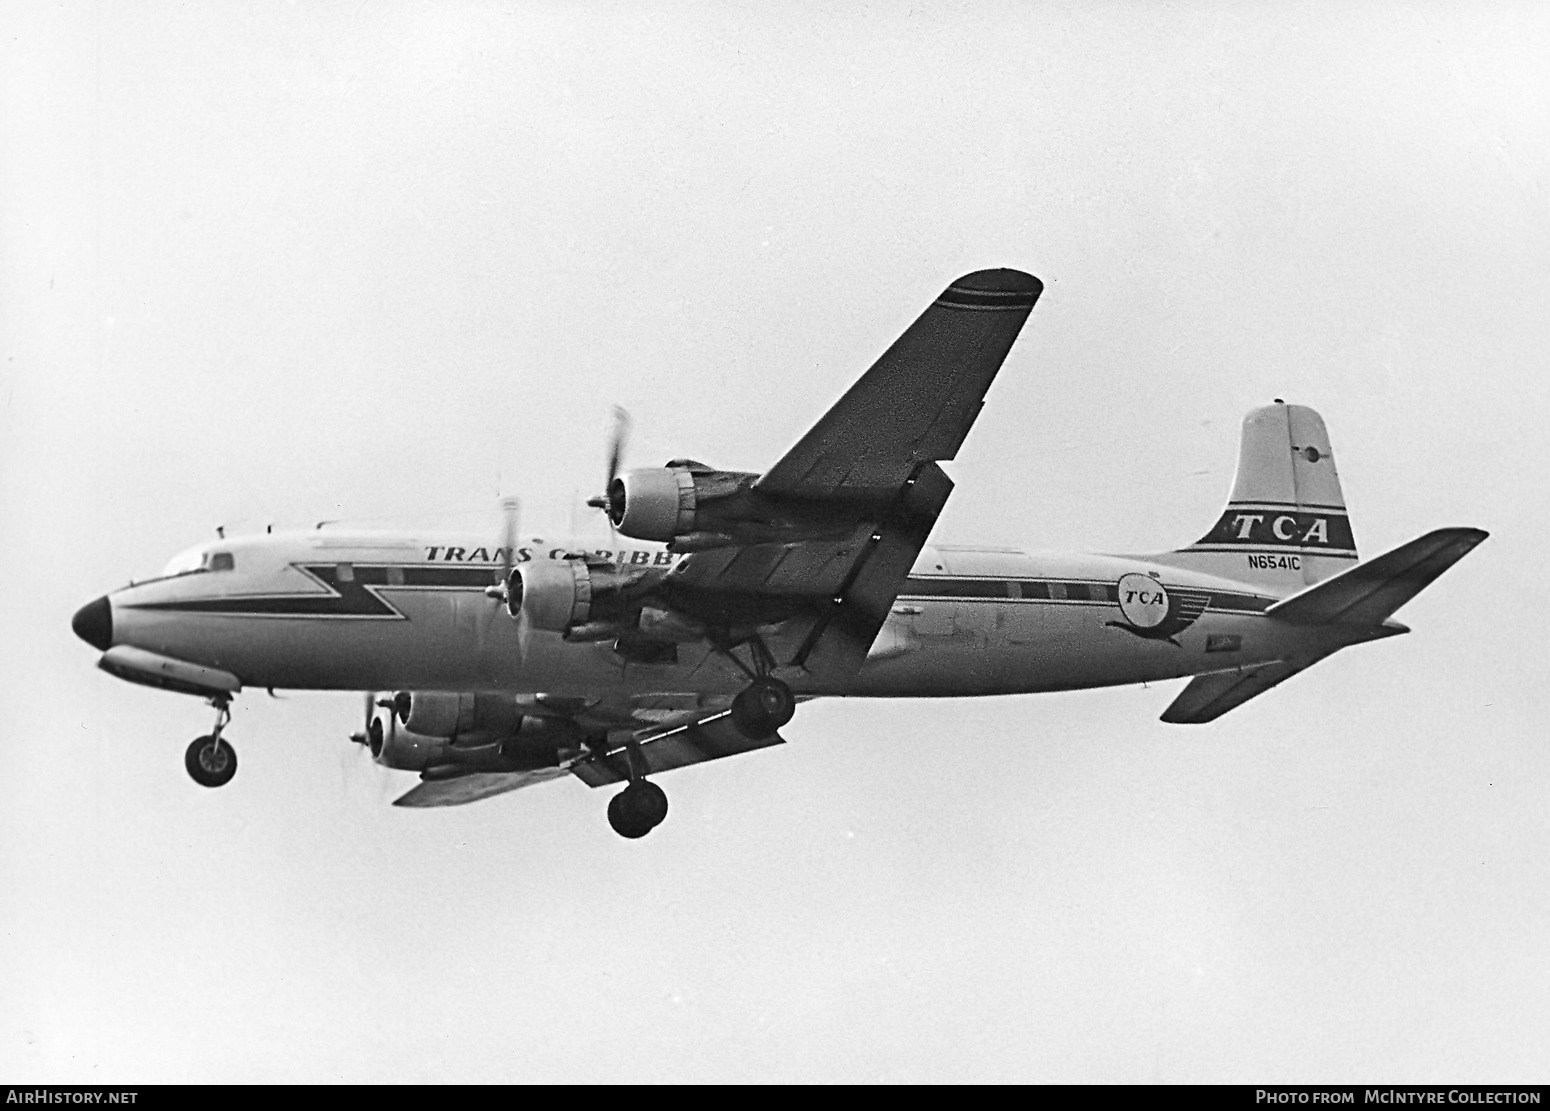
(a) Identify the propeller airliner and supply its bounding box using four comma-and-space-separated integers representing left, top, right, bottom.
71, 269, 1486, 837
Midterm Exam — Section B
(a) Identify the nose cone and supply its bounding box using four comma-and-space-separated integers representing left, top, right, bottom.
72, 595, 113, 651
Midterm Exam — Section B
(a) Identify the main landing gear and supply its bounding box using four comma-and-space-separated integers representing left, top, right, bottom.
731, 676, 796, 739
184, 696, 237, 788
720, 634, 796, 740
607, 742, 669, 839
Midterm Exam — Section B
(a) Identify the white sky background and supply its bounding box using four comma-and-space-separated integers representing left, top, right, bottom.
3, 0, 1548, 1083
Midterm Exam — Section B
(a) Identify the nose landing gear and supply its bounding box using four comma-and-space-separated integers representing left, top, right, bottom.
184, 697, 237, 788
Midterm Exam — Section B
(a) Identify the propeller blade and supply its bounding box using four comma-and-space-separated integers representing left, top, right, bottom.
499, 497, 520, 574
605, 405, 631, 491
486, 497, 522, 604
350, 690, 376, 746
593, 405, 632, 536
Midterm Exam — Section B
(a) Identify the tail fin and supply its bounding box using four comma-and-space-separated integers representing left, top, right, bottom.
1168, 401, 1357, 590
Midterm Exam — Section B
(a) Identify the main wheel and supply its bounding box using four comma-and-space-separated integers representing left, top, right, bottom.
607, 781, 669, 838
731, 677, 795, 739
185, 735, 237, 788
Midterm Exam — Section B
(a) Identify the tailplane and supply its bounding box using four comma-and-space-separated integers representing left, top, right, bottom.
1162, 401, 1358, 590
1161, 526, 1487, 724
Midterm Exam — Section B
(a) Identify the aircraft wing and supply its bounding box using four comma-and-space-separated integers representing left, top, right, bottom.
665, 268, 1041, 679
756, 268, 1043, 499
570, 708, 786, 787
389, 704, 785, 806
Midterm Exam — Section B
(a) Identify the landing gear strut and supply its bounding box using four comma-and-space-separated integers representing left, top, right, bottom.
606, 742, 669, 839
718, 634, 796, 740
184, 696, 237, 788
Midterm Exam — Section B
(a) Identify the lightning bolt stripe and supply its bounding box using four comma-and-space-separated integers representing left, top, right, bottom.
122, 563, 500, 620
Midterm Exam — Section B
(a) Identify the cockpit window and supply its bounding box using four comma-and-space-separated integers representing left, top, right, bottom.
158, 548, 236, 577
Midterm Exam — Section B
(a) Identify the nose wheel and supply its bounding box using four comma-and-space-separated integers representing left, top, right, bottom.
185, 697, 237, 788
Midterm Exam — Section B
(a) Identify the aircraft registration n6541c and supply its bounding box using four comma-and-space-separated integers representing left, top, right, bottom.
72, 269, 1487, 838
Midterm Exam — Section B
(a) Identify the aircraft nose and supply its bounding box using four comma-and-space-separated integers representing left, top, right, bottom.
72, 595, 113, 651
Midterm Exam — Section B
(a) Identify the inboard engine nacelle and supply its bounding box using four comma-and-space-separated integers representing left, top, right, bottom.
506, 558, 644, 637
400, 691, 523, 738
375, 695, 582, 773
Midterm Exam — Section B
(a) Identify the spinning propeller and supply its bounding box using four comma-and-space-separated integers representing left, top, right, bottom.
483, 496, 522, 608
348, 690, 389, 760
585, 405, 632, 527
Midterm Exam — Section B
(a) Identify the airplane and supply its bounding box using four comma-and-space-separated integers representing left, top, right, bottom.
70, 268, 1487, 838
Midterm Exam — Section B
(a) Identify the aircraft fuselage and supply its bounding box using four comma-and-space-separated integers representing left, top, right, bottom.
89, 529, 1372, 704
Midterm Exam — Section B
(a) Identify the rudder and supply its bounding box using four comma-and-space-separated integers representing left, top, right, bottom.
1172, 402, 1358, 589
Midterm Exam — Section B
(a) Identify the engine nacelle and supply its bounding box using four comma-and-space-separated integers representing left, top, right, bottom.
509, 558, 595, 631
606, 464, 757, 542
374, 706, 581, 773
399, 691, 523, 738
607, 466, 698, 541
508, 559, 641, 634
375, 720, 450, 771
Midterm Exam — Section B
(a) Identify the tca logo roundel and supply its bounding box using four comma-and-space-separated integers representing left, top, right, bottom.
1116, 572, 1169, 629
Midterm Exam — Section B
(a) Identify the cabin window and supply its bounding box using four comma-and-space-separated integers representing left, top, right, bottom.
207, 552, 235, 572
386, 567, 405, 586
1006, 581, 1023, 599
336, 562, 355, 583
1047, 582, 1067, 601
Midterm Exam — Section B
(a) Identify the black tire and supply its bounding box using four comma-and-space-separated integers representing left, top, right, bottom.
608, 781, 668, 838
731, 677, 795, 738
628, 781, 669, 829
607, 790, 650, 839
185, 735, 237, 788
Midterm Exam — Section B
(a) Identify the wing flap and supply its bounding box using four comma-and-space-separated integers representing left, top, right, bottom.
392, 767, 572, 808
572, 711, 785, 787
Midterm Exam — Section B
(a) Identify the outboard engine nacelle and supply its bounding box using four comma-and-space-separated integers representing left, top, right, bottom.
607, 466, 697, 541
605, 462, 757, 542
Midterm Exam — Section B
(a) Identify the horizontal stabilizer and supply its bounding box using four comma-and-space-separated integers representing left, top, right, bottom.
1161, 654, 1335, 724
1266, 527, 1487, 627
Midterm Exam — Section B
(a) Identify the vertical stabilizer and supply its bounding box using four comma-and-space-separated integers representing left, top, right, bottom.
1171, 402, 1357, 589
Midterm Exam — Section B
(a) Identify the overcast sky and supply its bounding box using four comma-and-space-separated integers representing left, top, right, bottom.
3, 1, 1547, 1083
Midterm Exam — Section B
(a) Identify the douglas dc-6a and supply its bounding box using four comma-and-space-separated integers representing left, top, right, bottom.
71, 270, 1486, 837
